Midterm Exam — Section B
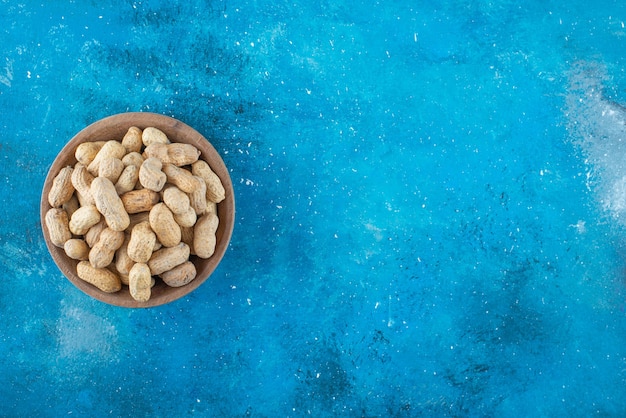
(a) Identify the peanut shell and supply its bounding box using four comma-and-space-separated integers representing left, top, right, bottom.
48, 166, 75, 208
139, 157, 167, 192
71, 163, 95, 206
163, 163, 201, 193
76, 261, 122, 293
129, 262, 152, 302
149, 203, 181, 247
142, 126, 170, 146
121, 188, 160, 214
69, 204, 101, 235
194, 212, 219, 259
45, 208, 72, 248
148, 242, 189, 275
64, 239, 90, 261
87, 140, 126, 175
160, 261, 197, 287
89, 227, 125, 269
91, 176, 130, 232
122, 126, 143, 153
127, 221, 156, 263
192, 160, 225, 203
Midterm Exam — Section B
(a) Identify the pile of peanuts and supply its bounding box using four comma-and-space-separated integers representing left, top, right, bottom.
44, 126, 225, 302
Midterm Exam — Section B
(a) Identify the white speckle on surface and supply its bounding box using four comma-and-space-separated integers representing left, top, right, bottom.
365, 222, 383, 241
0, 58, 13, 87
569, 220, 586, 234
56, 305, 118, 359
1, 241, 48, 278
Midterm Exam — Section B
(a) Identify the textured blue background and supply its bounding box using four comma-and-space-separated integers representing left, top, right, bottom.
2, 0, 626, 416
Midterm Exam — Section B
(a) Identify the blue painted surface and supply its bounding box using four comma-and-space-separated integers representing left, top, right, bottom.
2, 0, 626, 416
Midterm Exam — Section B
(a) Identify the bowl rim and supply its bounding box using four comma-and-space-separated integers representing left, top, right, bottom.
40, 112, 235, 308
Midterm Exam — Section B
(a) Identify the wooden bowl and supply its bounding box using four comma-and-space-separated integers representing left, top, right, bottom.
40, 112, 235, 307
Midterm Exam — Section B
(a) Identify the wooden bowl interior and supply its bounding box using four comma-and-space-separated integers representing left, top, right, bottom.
40, 112, 235, 308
